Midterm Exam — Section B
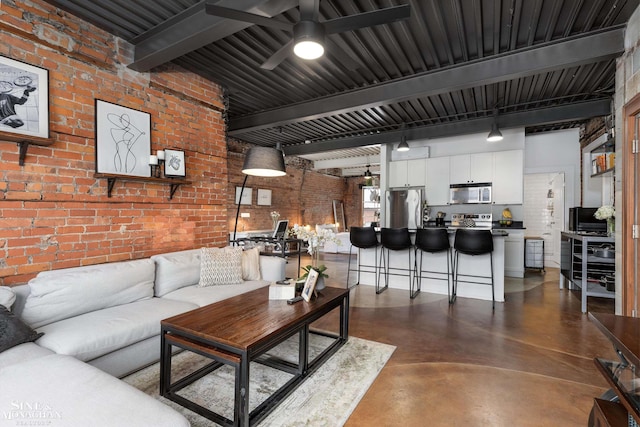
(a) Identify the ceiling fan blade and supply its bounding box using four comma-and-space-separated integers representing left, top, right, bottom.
205, 3, 294, 32
326, 39, 361, 71
261, 40, 294, 70
323, 4, 411, 35
299, 0, 320, 21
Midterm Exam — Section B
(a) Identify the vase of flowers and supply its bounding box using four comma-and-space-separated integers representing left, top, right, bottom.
594, 205, 615, 237
270, 211, 280, 229
289, 224, 340, 291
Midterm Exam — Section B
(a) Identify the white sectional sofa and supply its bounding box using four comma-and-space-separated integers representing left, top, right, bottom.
0, 247, 286, 426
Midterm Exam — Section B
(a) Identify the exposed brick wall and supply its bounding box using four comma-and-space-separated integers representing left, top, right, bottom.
0, 0, 228, 285
227, 140, 361, 233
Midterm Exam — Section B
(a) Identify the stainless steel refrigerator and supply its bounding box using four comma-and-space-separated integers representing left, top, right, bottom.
386, 187, 424, 229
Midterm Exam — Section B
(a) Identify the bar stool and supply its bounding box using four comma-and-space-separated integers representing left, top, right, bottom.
452, 229, 495, 309
414, 228, 452, 301
346, 226, 379, 289
378, 227, 413, 295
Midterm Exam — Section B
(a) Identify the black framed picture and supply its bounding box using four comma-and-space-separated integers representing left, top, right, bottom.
95, 99, 151, 177
164, 149, 186, 177
0, 55, 49, 138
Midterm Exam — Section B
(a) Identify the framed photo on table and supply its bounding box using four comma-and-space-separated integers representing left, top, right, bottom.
0, 55, 49, 139
301, 268, 319, 302
95, 99, 151, 177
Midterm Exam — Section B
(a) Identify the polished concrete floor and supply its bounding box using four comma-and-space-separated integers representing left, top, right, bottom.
287, 253, 617, 427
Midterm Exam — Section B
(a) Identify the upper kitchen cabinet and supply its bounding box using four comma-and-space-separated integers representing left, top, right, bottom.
492, 150, 524, 204
425, 157, 450, 205
449, 153, 493, 184
388, 159, 426, 188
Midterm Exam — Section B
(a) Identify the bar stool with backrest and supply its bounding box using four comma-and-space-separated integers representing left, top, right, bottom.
346, 226, 379, 289
414, 228, 452, 300
378, 227, 413, 295
452, 228, 495, 309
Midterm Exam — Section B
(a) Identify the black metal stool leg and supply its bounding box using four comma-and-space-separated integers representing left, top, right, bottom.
451, 251, 459, 304
410, 248, 420, 299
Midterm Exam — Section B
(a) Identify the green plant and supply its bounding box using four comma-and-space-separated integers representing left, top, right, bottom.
298, 264, 329, 280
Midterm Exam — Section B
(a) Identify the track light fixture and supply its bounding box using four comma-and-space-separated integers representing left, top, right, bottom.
487, 108, 503, 142
397, 123, 410, 152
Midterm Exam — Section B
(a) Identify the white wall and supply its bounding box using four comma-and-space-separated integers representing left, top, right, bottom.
524, 128, 580, 229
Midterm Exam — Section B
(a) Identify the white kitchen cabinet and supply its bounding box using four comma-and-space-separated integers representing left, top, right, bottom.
388, 159, 426, 188
449, 153, 493, 184
425, 157, 449, 205
492, 150, 523, 204
504, 229, 525, 278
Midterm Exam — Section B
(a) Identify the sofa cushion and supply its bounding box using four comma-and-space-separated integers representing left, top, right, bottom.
199, 246, 243, 286
242, 247, 262, 281
22, 259, 156, 328
162, 281, 269, 307
0, 306, 44, 353
151, 248, 201, 297
0, 286, 16, 309
0, 342, 53, 369
35, 297, 197, 362
0, 353, 190, 427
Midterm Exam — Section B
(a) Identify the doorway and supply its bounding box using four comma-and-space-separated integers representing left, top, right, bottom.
523, 173, 565, 268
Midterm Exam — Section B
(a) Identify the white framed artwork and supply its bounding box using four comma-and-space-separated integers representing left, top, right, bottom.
95, 99, 151, 177
164, 149, 186, 177
235, 187, 252, 205
0, 55, 49, 139
257, 189, 272, 206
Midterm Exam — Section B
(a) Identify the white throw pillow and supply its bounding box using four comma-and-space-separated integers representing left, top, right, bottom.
0, 287, 16, 310
199, 247, 243, 287
241, 247, 262, 281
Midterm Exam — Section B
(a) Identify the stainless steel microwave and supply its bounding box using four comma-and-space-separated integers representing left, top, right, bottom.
449, 183, 492, 204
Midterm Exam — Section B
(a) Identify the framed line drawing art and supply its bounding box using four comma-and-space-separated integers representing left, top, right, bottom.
301, 268, 319, 302
164, 149, 186, 177
257, 189, 272, 206
95, 99, 151, 177
0, 55, 49, 139
235, 187, 252, 205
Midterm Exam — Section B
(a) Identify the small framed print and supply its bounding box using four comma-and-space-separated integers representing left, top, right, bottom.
235, 186, 252, 205
164, 149, 186, 177
301, 268, 319, 302
257, 189, 272, 206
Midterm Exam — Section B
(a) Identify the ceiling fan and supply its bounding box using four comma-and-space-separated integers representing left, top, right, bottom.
204, 0, 411, 70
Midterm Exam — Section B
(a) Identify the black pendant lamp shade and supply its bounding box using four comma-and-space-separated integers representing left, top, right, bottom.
242, 146, 286, 177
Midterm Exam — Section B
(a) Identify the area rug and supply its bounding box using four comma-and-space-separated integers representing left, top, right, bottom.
123, 335, 395, 426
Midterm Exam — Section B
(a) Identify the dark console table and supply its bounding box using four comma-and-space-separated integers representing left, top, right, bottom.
588, 312, 640, 426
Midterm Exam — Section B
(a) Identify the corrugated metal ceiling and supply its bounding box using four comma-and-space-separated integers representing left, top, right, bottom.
42, 0, 636, 168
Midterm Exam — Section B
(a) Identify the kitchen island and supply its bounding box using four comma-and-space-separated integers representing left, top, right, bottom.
355, 229, 506, 303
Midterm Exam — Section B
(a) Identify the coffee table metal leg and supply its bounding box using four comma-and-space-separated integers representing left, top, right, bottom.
237, 352, 250, 427
340, 293, 350, 340
159, 329, 172, 397
299, 325, 309, 375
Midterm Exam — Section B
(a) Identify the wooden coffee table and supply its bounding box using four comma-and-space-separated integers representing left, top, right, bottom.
159, 286, 350, 427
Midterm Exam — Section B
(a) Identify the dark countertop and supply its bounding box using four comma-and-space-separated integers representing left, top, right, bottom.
423, 220, 525, 230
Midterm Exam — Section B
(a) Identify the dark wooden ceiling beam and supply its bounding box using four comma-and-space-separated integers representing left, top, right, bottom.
282, 99, 611, 155
228, 26, 624, 134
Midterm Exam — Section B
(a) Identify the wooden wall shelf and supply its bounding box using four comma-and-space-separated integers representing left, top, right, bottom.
94, 173, 191, 200
0, 130, 54, 166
